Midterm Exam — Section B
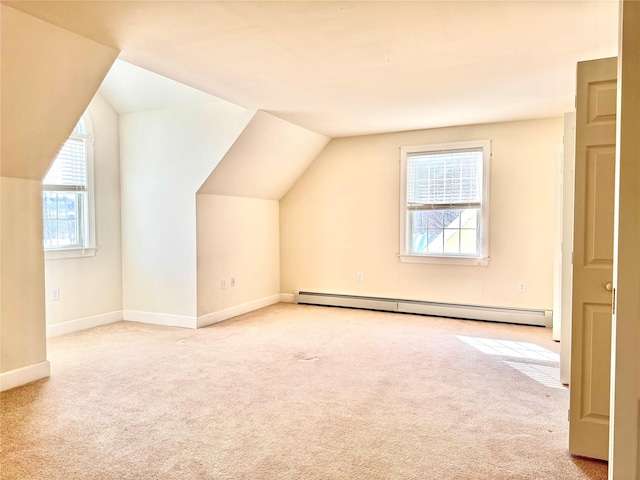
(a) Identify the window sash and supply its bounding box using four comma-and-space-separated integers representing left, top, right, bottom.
43, 136, 87, 189
406, 148, 483, 206
43, 191, 86, 249
407, 201, 481, 211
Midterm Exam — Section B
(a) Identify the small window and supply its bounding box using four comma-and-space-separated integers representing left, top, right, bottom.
399, 140, 490, 264
42, 114, 96, 259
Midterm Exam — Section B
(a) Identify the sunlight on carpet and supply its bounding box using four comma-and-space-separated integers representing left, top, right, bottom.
455, 335, 560, 361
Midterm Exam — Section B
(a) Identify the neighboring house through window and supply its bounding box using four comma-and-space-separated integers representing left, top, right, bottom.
400, 139, 491, 265
42, 114, 96, 259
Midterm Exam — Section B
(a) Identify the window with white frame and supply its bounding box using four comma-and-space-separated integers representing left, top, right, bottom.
400, 140, 490, 263
42, 114, 96, 258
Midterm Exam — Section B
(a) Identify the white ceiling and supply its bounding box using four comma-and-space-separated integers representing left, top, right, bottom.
98, 60, 225, 114
5, 1, 620, 138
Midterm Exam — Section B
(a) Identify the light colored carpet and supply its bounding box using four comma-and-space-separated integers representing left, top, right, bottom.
1, 303, 607, 479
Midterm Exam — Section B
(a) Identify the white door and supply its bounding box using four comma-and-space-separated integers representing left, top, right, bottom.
569, 57, 617, 461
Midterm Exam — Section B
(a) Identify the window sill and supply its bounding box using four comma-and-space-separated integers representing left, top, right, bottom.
45, 247, 96, 260
399, 254, 489, 266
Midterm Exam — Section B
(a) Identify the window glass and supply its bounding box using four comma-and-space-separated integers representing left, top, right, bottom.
400, 140, 490, 261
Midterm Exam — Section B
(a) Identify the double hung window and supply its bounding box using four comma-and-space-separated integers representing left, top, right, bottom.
42, 115, 95, 258
400, 140, 490, 263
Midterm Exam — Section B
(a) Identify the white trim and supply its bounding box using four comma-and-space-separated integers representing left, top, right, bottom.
123, 310, 197, 329
399, 254, 490, 266
0, 361, 51, 392
45, 247, 97, 260
280, 293, 295, 303
46, 310, 122, 337
399, 139, 491, 262
197, 294, 281, 328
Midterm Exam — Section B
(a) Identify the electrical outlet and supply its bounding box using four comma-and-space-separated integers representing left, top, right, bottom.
357, 272, 364, 282
51, 288, 60, 301
517, 281, 526, 293
221, 279, 226, 289
230, 277, 236, 287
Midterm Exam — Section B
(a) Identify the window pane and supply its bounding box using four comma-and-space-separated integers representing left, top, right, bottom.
461, 208, 478, 229
42, 191, 83, 248
410, 208, 479, 256
427, 211, 443, 229
427, 229, 443, 253
60, 219, 78, 246
444, 229, 460, 253
44, 220, 58, 247
43, 192, 58, 219
64, 193, 79, 219
460, 229, 478, 254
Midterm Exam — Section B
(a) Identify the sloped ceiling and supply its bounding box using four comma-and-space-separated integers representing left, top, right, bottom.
1, 4, 119, 179
99, 59, 221, 114
198, 110, 329, 200
2, 1, 619, 138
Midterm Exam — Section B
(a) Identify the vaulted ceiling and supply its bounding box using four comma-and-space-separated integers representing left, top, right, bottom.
4, 1, 619, 138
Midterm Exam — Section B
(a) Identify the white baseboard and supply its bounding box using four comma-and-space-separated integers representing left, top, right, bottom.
0, 361, 51, 392
197, 294, 281, 328
280, 293, 295, 303
123, 310, 197, 329
47, 310, 123, 337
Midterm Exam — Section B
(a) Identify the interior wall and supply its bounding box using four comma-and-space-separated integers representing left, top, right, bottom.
0, 5, 117, 379
119, 102, 253, 319
0, 5, 119, 180
280, 117, 563, 310
44, 92, 123, 326
610, 0, 640, 475
196, 194, 280, 318
1, 178, 47, 373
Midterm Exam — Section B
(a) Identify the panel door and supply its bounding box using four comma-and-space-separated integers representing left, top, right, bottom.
569, 56, 617, 461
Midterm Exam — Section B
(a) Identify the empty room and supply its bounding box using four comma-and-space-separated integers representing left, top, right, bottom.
1, 1, 639, 479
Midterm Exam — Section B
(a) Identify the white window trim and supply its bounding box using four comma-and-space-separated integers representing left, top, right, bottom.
44, 113, 97, 261
399, 139, 491, 265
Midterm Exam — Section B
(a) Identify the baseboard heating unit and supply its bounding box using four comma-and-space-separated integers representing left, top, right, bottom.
295, 291, 552, 327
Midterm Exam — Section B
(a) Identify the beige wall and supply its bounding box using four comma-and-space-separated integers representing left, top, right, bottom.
1, 178, 47, 373
196, 194, 280, 317
0, 5, 117, 377
1, 5, 119, 180
120, 102, 253, 318
44, 93, 123, 326
281, 117, 563, 310
610, 1, 640, 475
199, 110, 330, 199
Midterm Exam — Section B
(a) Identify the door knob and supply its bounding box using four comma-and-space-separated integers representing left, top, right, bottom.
605, 282, 613, 291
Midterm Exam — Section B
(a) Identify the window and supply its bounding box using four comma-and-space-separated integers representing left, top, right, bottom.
400, 140, 490, 264
42, 114, 96, 259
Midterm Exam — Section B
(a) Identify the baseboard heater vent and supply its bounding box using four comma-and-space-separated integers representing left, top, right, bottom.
296, 291, 552, 327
